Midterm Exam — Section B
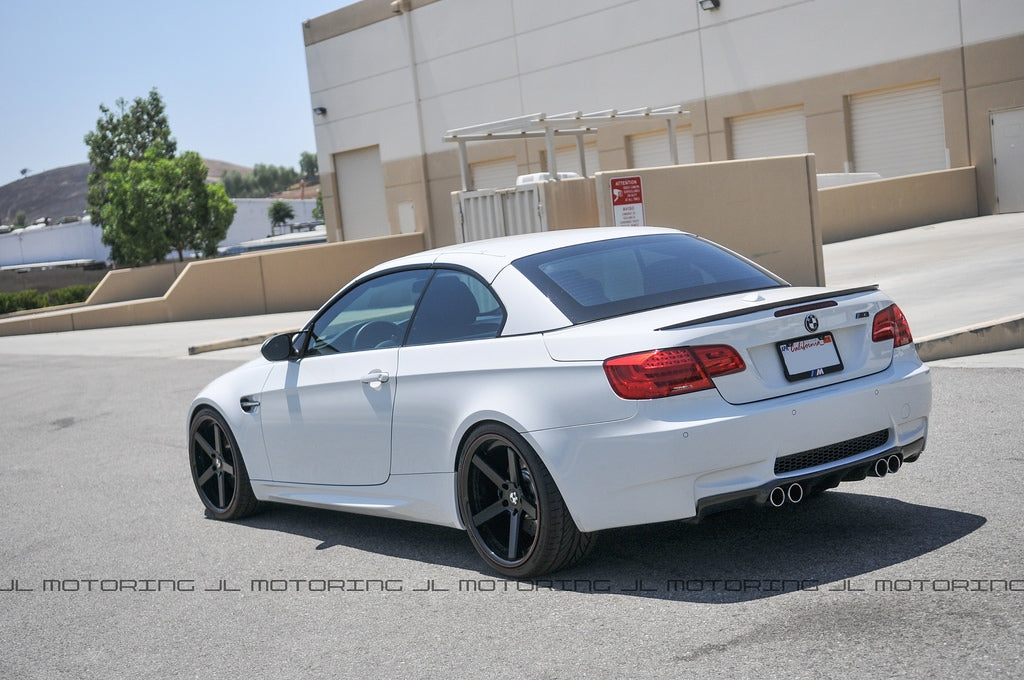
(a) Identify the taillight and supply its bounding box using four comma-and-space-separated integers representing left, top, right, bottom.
872, 304, 914, 347
603, 345, 745, 399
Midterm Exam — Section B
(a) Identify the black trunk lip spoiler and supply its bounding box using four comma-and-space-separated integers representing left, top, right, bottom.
657, 285, 880, 331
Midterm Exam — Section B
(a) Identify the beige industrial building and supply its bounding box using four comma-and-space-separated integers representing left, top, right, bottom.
4, 0, 1024, 341
303, 0, 1024, 249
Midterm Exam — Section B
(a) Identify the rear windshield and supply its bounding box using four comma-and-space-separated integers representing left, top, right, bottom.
512, 233, 786, 324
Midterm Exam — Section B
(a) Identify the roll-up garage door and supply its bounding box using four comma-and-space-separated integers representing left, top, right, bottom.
554, 142, 600, 176
471, 157, 519, 190
850, 82, 946, 178
628, 128, 696, 168
730, 107, 807, 159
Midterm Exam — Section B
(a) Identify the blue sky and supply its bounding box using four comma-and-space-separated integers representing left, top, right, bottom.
0, 0, 358, 186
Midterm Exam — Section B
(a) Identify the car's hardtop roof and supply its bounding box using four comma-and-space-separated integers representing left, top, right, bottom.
362, 226, 692, 281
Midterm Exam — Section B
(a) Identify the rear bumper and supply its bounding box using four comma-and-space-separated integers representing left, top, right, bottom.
526, 356, 931, 533
694, 435, 926, 518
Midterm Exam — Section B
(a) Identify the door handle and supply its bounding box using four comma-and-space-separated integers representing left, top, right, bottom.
360, 370, 389, 389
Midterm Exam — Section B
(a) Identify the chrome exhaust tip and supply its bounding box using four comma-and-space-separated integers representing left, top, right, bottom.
872, 458, 889, 477
768, 486, 787, 507
787, 482, 804, 504
886, 454, 902, 475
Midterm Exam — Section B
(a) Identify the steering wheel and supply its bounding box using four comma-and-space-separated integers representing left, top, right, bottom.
352, 320, 401, 350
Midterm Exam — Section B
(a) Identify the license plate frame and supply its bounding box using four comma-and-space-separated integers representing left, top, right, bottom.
776, 332, 844, 382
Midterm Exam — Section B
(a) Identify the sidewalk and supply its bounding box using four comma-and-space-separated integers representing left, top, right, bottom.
1, 214, 1022, 363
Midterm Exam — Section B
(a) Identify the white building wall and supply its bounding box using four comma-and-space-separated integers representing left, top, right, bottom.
961, 0, 1024, 43
699, 0, 965, 97
0, 199, 318, 267
0, 221, 108, 268
308, 0, 1024, 160
223, 199, 319, 247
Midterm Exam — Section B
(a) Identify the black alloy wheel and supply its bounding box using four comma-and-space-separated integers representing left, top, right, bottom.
189, 409, 259, 520
457, 423, 594, 578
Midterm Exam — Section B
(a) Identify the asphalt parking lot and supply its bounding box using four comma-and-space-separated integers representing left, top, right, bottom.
1, 332, 1023, 678
2, 215, 1024, 678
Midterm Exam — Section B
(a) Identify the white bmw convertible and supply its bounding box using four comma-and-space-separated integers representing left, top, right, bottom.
188, 227, 931, 577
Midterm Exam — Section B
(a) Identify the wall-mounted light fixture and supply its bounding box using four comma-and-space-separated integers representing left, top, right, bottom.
699, 0, 720, 9
313, 106, 327, 116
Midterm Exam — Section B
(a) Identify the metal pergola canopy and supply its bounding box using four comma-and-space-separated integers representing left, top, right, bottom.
443, 105, 690, 191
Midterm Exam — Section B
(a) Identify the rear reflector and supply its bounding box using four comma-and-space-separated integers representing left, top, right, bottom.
603, 345, 745, 399
871, 304, 914, 347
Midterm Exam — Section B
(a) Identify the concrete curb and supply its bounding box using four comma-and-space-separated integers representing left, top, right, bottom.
188, 329, 298, 356
915, 315, 1024, 362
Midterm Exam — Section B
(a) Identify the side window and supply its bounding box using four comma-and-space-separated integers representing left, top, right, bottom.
306, 269, 432, 357
406, 270, 504, 346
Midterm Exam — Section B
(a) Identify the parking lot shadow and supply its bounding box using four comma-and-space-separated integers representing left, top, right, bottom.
232, 490, 985, 602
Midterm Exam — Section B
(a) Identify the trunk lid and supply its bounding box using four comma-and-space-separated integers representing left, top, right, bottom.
542, 285, 899, 405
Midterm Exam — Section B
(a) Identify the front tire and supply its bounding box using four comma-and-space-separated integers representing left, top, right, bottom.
189, 408, 259, 520
457, 423, 594, 578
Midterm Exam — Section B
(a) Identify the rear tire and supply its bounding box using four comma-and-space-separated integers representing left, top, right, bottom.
457, 423, 594, 578
189, 409, 260, 520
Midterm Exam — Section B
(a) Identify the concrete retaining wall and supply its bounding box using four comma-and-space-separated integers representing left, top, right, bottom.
0, 233, 425, 336
818, 167, 978, 244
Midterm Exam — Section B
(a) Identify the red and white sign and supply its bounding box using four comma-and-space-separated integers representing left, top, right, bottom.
610, 176, 644, 226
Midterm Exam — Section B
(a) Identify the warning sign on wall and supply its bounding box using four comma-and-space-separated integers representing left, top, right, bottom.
610, 176, 644, 226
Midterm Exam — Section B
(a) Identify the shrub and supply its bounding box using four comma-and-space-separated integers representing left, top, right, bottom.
0, 284, 96, 315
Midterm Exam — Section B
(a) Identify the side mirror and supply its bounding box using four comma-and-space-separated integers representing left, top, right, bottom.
261, 332, 300, 362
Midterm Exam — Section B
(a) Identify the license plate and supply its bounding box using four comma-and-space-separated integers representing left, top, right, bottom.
777, 333, 843, 382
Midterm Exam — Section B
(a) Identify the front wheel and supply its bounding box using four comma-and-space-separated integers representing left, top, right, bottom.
189, 408, 260, 520
457, 423, 594, 578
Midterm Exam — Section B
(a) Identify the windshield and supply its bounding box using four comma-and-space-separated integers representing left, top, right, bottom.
512, 233, 786, 324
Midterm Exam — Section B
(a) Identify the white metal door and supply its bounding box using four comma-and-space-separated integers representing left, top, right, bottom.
334, 146, 391, 241
730, 107, 807, 159
850, 82, 947, 178
992, 107, 1024, 213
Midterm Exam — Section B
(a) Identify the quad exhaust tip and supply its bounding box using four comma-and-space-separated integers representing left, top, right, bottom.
768, 482, 803, 507
768, 454, 904, 508
870, 454, 903, 477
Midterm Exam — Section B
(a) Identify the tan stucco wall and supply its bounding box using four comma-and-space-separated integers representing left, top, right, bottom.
595, 155, 824, 287
818, 167, 978, 243
86, 261, 188, 305
542, 178, 600, 231
0, 233, 426, 336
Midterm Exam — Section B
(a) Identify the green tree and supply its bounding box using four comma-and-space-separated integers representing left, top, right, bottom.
299, 151, 318, 182
164, 152, 236, 260
312, 191, 324, 222
221, 164, 301, 198
268, 200, 295, 231
200, 183, 237, 258
84, 89, 176, 218
100, 147, 237, 266
13, 211, 27, 228
99, 146, 174, 266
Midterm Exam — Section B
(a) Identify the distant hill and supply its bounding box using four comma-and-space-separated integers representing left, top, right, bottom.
0, 164, 91, 225
0, 160, 253, 226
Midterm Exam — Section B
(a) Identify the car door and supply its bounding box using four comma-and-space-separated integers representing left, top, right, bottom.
390, 269, 507, 475
258, 269, 433, 486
